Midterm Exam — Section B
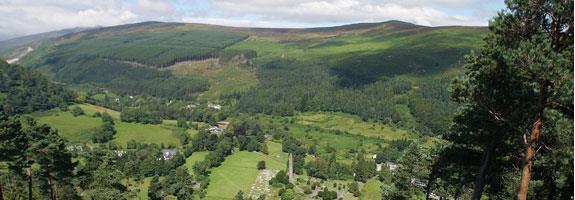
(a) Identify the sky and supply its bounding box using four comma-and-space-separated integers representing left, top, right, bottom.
0, 0, 506, 40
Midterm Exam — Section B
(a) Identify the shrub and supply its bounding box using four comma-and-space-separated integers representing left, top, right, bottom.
71, 106, 85, 117
257, 161, 266, 170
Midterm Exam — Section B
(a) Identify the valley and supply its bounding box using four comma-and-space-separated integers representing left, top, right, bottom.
0, 20, 508, 200
0, 2, 572, 199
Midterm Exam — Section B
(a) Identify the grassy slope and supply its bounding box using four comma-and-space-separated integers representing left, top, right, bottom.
165, 58, 258, 100
77, 103, 121, 118
205, 141, 287, 200
184, 151, 209, 172
31, 103, 188, 147
228, 24, 485, 63
241, 114, 387, 163
32, 109, 101, 144
360, 179, 383, 200
295, 112, 409, 140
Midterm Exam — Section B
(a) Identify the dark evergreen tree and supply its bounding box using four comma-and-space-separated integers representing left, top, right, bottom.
446, 0, 573, 199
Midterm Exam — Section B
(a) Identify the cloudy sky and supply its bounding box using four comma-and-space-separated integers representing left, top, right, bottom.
0, 0, 505, 40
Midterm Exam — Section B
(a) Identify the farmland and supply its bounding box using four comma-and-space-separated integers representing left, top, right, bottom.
30, 104, 192, 147
205, 142, 287, 199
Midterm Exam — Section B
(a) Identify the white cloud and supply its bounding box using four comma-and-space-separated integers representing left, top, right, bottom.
181, 16, 311, 28
137, 0, 173, 14
211, 0, 491, 27
0, 0, 138, 37
0, 0, 503, 39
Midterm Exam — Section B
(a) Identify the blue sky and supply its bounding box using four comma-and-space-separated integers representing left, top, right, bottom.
0, 0, 506, 40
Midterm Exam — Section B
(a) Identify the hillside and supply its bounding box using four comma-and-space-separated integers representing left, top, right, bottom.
0, 27, 93, 59
0, 60, 74, 114
5, 20, 487, 135
2, 0, 573, 199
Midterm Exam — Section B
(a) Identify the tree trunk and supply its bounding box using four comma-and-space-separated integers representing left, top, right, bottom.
47, 172, 56, 200
425, 177, 433, 200
27, 168, 32, 200
425, 168, 437, 200
455, 165, 464, 200
10, 174, 19, 200
518, 114, 543, 200
0, 177, 4, 200
472, 144, 495, 200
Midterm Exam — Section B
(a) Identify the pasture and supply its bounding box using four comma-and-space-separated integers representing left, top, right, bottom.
31, 104, 187, 147
185, 151, 209, 172
204, 142, 287, 199
295, 112, 410, 140
360, 179, 383, 200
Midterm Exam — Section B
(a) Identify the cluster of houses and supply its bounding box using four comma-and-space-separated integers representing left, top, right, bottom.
373, 154, 399, 172
184, 102, 221, 110
66, 145, 178, 160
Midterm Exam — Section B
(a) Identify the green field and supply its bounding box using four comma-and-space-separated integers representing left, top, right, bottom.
295, 112, 410, 140
31, 104, 188, 147
236, 113, 387, 162
204, 142, 287, 200
32, 110, 101, 144
360, 179, 383, 200
185, 151, 209, 172
77, 103, 121, 119
113, 122, 181, 147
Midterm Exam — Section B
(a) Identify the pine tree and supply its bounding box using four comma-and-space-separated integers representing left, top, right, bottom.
29, 125, 77, 200
0, 110, 28, 199
448, 0, 573, 199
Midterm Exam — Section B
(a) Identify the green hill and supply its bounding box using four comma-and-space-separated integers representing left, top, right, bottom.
8, 20, 488, 135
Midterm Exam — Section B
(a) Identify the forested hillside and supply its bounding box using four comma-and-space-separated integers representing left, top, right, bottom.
8, 20, 487, 135
0, 60, 74, 114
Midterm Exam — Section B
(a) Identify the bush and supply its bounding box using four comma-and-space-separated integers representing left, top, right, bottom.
317, 188, 337, 200
59, 104, 69, 112
71, 106, 85, 117
303, 186, 312, 194
92, 111, 102, 118
311, 182, 321, 190
257, 161, 266, 170
233, 190, 244, 200
348, 182, 360, 197
269, 170, 290, 185
280, 189, 295, 200
121, 108, 161, 124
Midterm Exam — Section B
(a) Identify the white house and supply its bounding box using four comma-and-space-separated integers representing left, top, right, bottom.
161, 149, 177, 160
386, 162, 399, 171
114, 150, 126, 157
66, 145, 84, 152
376, 163, 383, 171
207, 102, 222, 110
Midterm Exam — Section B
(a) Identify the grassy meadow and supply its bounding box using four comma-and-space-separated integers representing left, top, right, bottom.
185, 151, 209, 172
294, 112, 410, 140
204, 142, 287, 200
30, 104, 193, 147
360, 179, 383, 200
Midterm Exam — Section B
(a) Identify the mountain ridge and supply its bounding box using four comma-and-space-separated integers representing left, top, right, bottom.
2, 20, 487, 47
